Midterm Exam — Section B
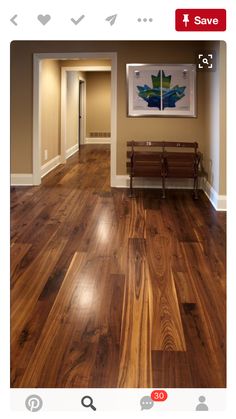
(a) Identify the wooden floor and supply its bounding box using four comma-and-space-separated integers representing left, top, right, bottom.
11, 145, 226, 388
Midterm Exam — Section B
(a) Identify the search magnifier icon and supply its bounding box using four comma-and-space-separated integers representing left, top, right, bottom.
202, 58, 209, 65
81, 395, 96, 411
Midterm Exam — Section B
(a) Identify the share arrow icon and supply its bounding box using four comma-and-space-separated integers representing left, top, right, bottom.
105, 14, 117, 26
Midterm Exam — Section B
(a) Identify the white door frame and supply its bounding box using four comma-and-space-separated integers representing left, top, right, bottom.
61, 65, 111, 161
33, 52, 117, 185
78, 77, 86, 146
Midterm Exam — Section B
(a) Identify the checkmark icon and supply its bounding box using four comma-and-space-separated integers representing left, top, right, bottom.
71, 15, 85, 25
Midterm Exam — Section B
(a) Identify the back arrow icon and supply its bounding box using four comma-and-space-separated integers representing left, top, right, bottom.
10, 14, 18, 26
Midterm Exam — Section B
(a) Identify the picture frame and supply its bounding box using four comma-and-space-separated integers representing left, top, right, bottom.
127, 63, 196, 117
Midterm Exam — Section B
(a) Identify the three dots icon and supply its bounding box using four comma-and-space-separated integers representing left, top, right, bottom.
137, 18, 153, 23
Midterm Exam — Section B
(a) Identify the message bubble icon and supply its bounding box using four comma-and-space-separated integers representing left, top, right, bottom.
140, 396, 154, 410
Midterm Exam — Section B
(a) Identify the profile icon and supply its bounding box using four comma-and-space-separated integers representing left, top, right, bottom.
195, 395, 209, 411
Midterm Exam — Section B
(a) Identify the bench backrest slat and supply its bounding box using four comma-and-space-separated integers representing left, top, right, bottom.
163, 141, 198, 149
127, 140, 198, 149
127, 141, 164, 147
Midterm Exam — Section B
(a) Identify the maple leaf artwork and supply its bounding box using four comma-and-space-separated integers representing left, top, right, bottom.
137, 70, 186, 109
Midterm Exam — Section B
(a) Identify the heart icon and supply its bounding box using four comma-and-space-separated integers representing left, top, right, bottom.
37, 14, 51, 25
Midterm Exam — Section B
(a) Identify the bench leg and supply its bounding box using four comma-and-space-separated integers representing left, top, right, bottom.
193, 176, 199, 200
162, 176, 166, 199
129, 174, 134, 198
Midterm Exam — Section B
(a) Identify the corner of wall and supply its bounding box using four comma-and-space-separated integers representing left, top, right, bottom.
202, 178, 227, 211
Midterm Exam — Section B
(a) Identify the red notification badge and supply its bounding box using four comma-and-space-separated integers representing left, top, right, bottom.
151, 390, 168, 402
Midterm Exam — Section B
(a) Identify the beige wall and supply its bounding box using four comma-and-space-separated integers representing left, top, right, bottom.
203, 41, 226, 194
10, 41, 226, 195
40, 60, 61, 165
11, 43, 33, 173
66, 71, 79, 150
86, 72, 111, 137
219, 42, 226, 195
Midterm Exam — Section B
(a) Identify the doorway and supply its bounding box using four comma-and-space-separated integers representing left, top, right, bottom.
33, 53, 117, 186
62, 65, 111, 152
78, 79, 85, 146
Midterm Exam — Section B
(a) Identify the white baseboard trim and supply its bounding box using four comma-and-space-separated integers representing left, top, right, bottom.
41, 155, 62, 178
111, 175, 129, 188
112, 175, 195, 189
85, 137, 111, 144
11, 173, 34, 186
202, 179, 227, 211
66, 144, 79, 159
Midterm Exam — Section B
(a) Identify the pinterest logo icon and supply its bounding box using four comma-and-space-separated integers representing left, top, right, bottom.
25, 395, 43, 412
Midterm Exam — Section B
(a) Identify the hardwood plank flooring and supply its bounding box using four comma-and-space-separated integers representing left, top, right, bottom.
11, 145, 226, 388
117, 238, 153, 388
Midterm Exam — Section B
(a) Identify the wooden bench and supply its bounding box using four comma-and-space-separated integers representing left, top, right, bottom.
126, 141, 202, 199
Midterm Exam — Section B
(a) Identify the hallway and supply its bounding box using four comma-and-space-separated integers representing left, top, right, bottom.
11, 145, 226, 388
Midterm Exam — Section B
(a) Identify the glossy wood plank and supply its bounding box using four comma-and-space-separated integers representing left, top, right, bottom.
89, 274, 125, 388
118, 238, 153, 388
180, 242, 226, 387
18, 252, 87, 387
128, 196, 146, 239
11, 236, 83, 386
172, 271, 196, 304
152, 350, 193, 388
180, 302, 225, 387
10, 243, 32, 287
56, 257, 123, 388
146, 211, 186, 351
11, 240, 67, 345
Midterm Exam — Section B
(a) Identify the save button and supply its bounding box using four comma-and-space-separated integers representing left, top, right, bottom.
175, 9, 226, 31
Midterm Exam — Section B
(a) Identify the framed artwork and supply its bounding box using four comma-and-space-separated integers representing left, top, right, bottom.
127, 64, 196, 117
